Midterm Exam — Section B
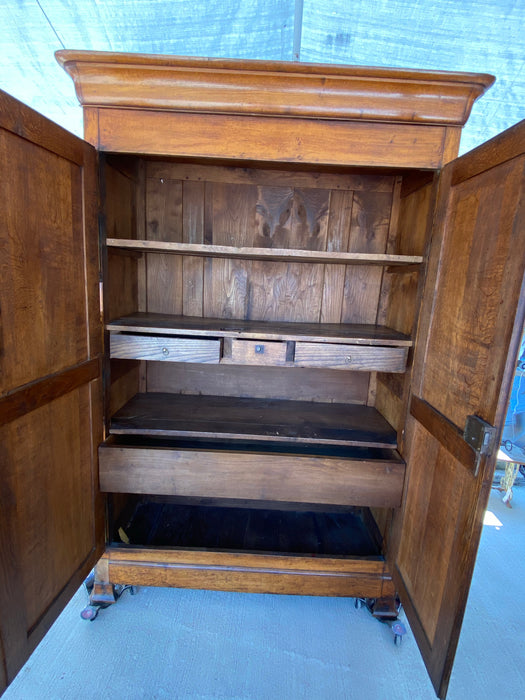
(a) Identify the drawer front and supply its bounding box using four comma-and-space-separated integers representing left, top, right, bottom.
231, 339, 288, 366
294, 342, 408, 372
110, 333, 220, 363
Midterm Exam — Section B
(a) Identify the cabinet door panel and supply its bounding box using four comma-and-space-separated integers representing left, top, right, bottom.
0, 91, 103, 691
394, 121, 525, 699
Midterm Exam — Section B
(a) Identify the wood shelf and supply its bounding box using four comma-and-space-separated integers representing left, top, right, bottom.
112, 501, 383, 557
109, 393, 398, 448
106, 239, 423, 266
106, 313, 412, 346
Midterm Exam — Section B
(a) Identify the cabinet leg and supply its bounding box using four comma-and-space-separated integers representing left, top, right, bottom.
354, 595, 407, 645
80, 556, 136, 621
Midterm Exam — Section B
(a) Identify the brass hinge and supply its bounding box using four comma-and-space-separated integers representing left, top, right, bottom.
464, 415, 497, 477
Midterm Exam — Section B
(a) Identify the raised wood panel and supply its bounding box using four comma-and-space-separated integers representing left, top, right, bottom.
420, 156, 525, 428
0, 131, 88, 394
0, 385, 99, 640
395, 417, 467, 645
99, 441, 405, 507
146, 362, 370, 404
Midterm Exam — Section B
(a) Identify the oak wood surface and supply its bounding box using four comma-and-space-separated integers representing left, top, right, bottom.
56, 51, 493, 126
107, 238, 423, 265
104, 546, 390, 597
294, 342, 408, 372
146, 161, 395, 193
99, 438, 405, 507
106, 313, 412, 345
146, 362, 371, 405
109, 393, 397, 447
0, 359, 100, 427
110, 334, 221, 363
96, 109, 452, 168
0, 90, 104, 689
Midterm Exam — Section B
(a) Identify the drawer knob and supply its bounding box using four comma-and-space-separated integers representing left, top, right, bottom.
345, 355, 352, 363
162, 347, 170, 356
255, 344, 264, 354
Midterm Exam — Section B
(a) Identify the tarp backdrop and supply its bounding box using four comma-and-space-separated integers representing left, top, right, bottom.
1, 0, 524, 153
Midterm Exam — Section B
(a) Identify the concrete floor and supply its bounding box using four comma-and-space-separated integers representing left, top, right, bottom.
3, 481, 524, 700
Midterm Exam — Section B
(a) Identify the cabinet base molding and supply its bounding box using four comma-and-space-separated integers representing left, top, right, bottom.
101, 547, 395, 599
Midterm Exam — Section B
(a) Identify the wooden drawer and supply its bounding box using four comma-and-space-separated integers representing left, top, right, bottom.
294, 342, 408, 372
230, 339, 288, 366
110, 333, 220, 363
98, 438, 406, 508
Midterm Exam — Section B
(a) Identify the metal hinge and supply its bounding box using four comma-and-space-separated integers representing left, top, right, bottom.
464, 415, 497, 477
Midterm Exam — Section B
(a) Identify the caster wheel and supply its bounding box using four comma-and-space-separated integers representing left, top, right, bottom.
392, 621, 406, 645
354, 598, 363, 610
80, 605, 99, 621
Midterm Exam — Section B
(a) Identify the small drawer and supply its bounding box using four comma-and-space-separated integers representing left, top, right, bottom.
231, 339, 288, 366
294, 342, 408, 372
110, 333, 220, 363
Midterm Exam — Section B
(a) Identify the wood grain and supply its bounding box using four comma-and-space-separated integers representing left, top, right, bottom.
294, 343, 408, 372
110, 334, 220, 363
104, 546, 390, 598
106, 313, 411, 345
146, 362, 370, 404
0, 131, 89, 393
0, 359, 100, 427
56, 51, 493, 126
107, 238, 423, 265
96, 109, 452, 169
99, 438, 405, 507
109, 393, 397, 447
146, 161, 395, 193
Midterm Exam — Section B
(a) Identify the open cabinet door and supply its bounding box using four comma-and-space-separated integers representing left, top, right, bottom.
393, 121, 525, 698
0, 91, 104, 691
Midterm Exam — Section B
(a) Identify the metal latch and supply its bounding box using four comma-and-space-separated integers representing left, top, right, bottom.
464, 415, 497, 476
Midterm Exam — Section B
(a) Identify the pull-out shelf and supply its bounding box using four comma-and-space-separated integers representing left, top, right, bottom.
99, 393, 405, 508
109, 393, 398, 447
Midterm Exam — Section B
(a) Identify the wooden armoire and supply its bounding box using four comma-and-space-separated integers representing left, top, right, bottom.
1, 51, 524, 698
